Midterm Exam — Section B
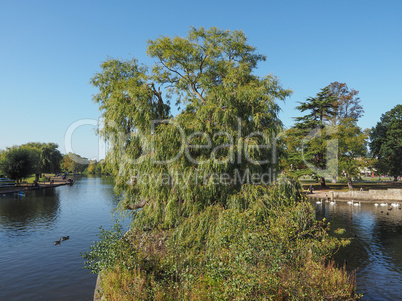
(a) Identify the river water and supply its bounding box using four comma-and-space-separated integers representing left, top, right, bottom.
1, 177, 401, 300
0, 176, 128, 301
314, 200, 402, 301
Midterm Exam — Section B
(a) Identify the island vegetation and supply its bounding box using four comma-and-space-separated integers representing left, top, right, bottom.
1, 26, 400, 300
79, 27, 400, 300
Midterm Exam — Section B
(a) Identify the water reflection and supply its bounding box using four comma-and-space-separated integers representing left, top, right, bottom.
313, 200, 402, 301
0, 189, 60, 236
0, 176, 126, 301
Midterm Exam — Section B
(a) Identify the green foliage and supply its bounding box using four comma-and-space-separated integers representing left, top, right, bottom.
81, 222, 135, 274
284, 82, 367, 189
370, 104, 402, 179
85, 160, 109, 175
60, 153, 89, 173
21, 142, 63, 174
0, 147, 34, 182
89, 28, 359, 299
87, 181, 357, 300
92, 27, 292, 228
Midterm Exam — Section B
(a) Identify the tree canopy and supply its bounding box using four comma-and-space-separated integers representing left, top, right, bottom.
86, 27, 357, 299
370, 104, 402, 180
0, 147, 34, 183
92, 27, 292, 228
284, 82, 367, 189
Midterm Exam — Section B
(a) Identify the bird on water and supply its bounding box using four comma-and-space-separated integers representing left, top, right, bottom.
61, 236, 70, 241
54, 238, 61, 245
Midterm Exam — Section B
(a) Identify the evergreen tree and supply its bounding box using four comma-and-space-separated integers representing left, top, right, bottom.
370, 104, 402, 180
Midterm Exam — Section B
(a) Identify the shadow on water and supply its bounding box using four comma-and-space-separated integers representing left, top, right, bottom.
0, 189, 61, 236
313, 200, 402, 301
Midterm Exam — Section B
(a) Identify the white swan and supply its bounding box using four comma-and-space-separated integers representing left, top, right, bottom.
353, 202, 361, 206
347, 200, 354, 205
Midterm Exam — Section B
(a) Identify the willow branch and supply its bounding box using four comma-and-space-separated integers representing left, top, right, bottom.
124, 199, 147, 210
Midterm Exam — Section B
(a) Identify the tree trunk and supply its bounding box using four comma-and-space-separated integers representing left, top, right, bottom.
347, 175, 353, 190
320, 176, 326, 188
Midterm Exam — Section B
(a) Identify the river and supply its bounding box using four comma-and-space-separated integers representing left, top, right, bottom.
0, 176, 128, 301
1, 178, 401, 300
314, 200, 402, 301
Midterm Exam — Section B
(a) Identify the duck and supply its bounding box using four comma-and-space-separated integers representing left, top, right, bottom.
54, 238, 61, 245
61, 236, 70, 241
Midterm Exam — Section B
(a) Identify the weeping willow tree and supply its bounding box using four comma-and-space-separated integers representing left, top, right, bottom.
88, 27, 358, 300
92, 27, 291, 228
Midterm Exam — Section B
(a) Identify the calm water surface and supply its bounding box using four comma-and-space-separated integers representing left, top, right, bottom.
0, 176, 128, 301
1, 179, 401, 300
314, 200, 402, 301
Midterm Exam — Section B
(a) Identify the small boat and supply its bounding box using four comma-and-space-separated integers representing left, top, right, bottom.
15, 191, 26, 197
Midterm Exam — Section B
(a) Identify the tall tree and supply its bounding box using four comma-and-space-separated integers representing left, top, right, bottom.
328, 81, 364, 123
336, 121, 368, 189
287, 83, 367, 189
86, 28, 357, 299
293, 86, 338, 187
0, 147, 34, 184
370, 104, 402, 181
92, 27, 291, 227
20, 142, 63, 180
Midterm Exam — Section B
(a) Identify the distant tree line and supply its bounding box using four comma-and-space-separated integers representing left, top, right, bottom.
0, 142, 62, 183
0, 143, 111, 184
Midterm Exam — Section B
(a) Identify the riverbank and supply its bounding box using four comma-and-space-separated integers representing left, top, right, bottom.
303, 182, 402, 202
0, 177, 72, 195
306, 189, 402, 202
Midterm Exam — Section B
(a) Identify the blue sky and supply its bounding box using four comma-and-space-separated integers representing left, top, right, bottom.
1, 0, 401, 160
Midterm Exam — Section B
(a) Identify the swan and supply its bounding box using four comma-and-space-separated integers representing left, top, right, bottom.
316, 200, 322, 204
374, 203, 379, 206
61, 236, 70, 241
380, 203, 387, 207
54, 238, 61, 245
353, 202, 361, 206
391, 203, 399, 207
347, 200, 354, 205
330, 200, 336, 205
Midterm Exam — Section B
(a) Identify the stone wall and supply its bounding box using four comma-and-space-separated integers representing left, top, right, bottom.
330, 189, 402, 201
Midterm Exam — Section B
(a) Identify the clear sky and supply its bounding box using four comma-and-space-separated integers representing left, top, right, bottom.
1, 0, 401, 160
